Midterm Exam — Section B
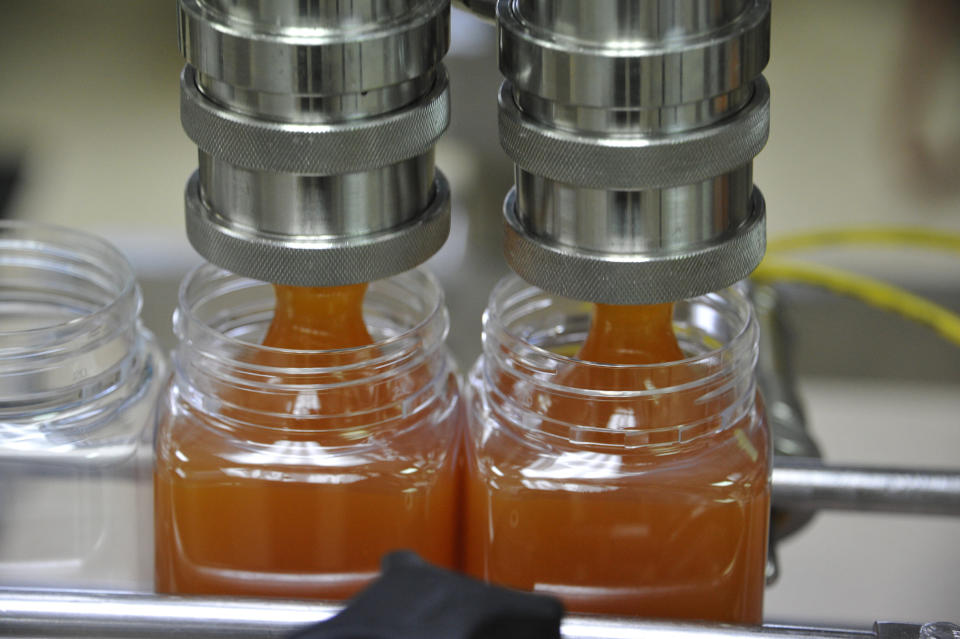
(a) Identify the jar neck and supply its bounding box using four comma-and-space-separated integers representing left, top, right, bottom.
576, 303, 685, 365
173, 265, 452, 433
478, 276, 759, 448
263, 284, 373, 350
0, 222, 145, 420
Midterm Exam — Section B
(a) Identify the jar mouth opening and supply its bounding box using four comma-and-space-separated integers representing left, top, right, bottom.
483, 275, 757, 398
0, 221, 139, 348
176, 264, 448, 373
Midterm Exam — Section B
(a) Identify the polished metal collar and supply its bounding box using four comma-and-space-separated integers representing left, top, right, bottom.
176, 0, 453, 284
495, 0, 772, 303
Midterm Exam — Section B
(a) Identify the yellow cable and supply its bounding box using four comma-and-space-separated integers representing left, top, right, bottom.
751, 258, 960, 348
767, 227, 960, 256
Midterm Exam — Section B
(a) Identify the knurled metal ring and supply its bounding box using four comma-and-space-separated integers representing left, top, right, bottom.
503, 187, 767, 305
499, 0, 769, 108
178, 0, 449, 95
499, 77, 770, 190
185, 171, 451, 287
181, 65, 451, 175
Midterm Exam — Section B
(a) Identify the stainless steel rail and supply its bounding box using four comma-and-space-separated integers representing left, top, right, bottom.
3, 454, 958, 518
0, 590, 877, 639
772, 458, 960, 516
0, 590, 332, 638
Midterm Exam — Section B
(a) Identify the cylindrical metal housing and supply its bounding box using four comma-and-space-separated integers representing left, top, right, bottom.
497, 0, 771, 303
177, 0, 452, 285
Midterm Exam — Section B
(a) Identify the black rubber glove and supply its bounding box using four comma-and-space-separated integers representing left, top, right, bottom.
288, 551, 563, 639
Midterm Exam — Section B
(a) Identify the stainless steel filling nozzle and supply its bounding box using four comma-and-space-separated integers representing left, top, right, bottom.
177, 0, 452, 286
494, 0, 771, 304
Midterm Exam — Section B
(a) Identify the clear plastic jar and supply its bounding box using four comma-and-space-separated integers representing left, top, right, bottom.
0, 222, 164, 590
464, 276, 770, 623
154, 265, 462, 599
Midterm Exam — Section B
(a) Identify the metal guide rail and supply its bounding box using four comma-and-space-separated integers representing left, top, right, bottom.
3, 589, 953, 639
3, 448, 960, 516
2, 456, 958, 515
771, 458, 960, 516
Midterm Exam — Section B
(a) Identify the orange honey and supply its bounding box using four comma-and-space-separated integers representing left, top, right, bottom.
156, 280, 460, 599
464, 296, 770, 622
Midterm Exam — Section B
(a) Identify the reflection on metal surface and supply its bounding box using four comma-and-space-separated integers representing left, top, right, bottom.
176, 0, 453, 286
0, 589, 887, 639
493, 0, 771, 303
772, 459, 960, 517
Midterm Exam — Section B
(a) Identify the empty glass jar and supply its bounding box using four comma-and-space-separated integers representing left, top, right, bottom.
0, 222, 164, 590
464, 276, 770, 622
154, 265, 462, 599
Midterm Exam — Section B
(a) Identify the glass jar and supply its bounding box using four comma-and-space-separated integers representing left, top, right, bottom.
464, 276, 770, 623
154, 265, 462, 599
0, 221, 165, 590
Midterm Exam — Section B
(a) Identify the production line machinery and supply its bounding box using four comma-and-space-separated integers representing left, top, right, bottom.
0, 0, 957, 635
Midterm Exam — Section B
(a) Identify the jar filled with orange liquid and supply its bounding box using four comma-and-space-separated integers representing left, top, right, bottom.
464, 276, 770, 623
155, 265, 461, 599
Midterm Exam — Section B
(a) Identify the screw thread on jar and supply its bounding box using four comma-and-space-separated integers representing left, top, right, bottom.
170, 265, 454, 434
477, 276, 760, 446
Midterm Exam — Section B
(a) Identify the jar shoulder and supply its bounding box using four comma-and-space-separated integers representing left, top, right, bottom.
466, 389, 769, 495
155, 373, 463, 476
0, 331, 165, 467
